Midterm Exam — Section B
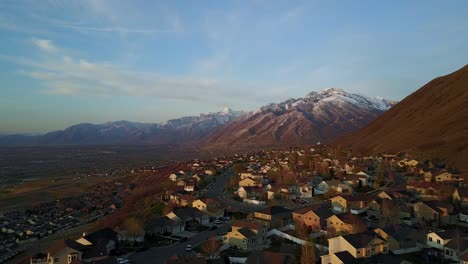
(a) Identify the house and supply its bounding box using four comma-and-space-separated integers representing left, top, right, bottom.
239, 178, 261, 188
179, 195, 194, 207
443, 238, 468, 262
250, 206, 292, 229
321, 231, 389, 263
184, 180, 196, 192
414, 201, 454, 223
279, 186, 296, 200
192, 198, 223, 215
373, 225, 426, 252
426, 230, 460, 249
192, 199, 208, 211
166, 207, 210, 227
433, 171, 454, 182
296, 182, 313, 198
169, 174, 178, 182
223, 220, 266, 250
453, 187, 468, 206
292, 202, 333, 232
330, 194, 374, 214
326, 213, 366, 235
33, 239, 87, 264
76, 228, 118, 256
145, 216, 184, 236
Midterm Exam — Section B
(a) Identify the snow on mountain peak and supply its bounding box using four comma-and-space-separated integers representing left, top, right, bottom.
220, 106, 232, 115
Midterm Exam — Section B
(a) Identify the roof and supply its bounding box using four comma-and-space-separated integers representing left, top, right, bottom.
84, 228, 117, 245
334, 213, 365, 225
31, 253, 47, 259
334, 251, 357, 264
342, 193, 376, 202
342, 231, 382, 248
455, 187, 468, 198
256, 206, 291, 215
238, 227, 256, 238
461, 251, 468, 262
48, 239, 88, 256
232, 220, 261, 230
172, 207, 204, 220
445, 237, 468, 250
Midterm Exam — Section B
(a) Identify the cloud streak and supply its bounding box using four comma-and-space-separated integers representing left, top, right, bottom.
4, 40, 220, 102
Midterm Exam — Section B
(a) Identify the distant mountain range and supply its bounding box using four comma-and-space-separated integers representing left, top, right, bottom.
0, 89, 396, 147
335, 65, 468, 170
0, 107, 244, 146
202, 88, 396, 149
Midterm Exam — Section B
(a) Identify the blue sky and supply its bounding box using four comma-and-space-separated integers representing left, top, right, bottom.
1, 0, 467, 133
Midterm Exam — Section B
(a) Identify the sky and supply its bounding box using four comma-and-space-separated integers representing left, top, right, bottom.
1, 0, 468, 134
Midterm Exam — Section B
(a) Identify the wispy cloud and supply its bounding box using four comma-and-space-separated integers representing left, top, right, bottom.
32, 39, 57, 52
3, 40, 219, 101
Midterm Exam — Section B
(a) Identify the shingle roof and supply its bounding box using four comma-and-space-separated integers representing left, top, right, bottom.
232, 220, 261, 230
342, 231, 382, 248
256, 206, 291, 215
238, 227, 256, 238
334, 251, 357, 264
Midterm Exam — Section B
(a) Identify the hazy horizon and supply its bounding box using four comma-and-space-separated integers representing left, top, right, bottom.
1, 0, 468, 133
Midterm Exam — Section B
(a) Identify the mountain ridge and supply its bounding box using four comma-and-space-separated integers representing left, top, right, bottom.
201, 88, 396, 149
335, 65, 468, 170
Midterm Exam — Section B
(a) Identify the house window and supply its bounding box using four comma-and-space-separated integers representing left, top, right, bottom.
357, 250, 361, 254
445, 249, 450, 255
429, 237, 432, 242
383, 246, 388, 253
437, 239, 441, 244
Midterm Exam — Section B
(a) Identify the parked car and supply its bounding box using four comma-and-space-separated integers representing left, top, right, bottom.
117, 258, 130, 264
214, 220, 223, 225
186, 245, 192, 251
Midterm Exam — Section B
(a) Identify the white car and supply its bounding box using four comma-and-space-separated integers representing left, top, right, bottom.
186, 244, 192, 251
117, 258, 130, 264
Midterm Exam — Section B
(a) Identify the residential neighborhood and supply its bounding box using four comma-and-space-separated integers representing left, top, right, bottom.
4, 145, 467, 264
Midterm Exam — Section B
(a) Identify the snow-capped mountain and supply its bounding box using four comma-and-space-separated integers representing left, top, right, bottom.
202, 88, 396, 149
0, 108, 244, 146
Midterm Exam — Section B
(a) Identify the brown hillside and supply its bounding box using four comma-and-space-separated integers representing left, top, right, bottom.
335, 65, 468, 171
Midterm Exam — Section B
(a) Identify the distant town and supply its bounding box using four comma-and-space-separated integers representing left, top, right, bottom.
1, 144, 467, 264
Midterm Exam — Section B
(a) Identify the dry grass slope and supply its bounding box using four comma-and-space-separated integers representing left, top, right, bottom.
335, 65, 468, 170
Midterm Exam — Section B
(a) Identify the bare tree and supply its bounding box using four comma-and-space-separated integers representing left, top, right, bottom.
294, 220, 309, 240
201, 237, 221, 259
300, 240, 316, 264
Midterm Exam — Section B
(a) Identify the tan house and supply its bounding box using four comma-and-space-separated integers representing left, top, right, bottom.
192, 198, 222, 215
414, 201, 453, 223
31, 239, 85, 264
250, 206, 292, 229
326, 213, 366, 235
321, 231, 388, 263
373, 225, 426, 252
239, 177, 261, 188
433, 171, 454, 182
223, 220, 264, 250
292, 203, 333, 232
330, 194, 374, 214
453, 187, 468, 206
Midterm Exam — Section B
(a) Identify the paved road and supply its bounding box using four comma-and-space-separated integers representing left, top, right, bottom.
129, 224, 231, 264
